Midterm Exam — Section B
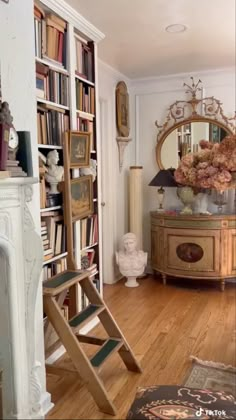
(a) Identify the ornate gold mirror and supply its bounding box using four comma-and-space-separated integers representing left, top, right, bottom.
155, 78, 236, 169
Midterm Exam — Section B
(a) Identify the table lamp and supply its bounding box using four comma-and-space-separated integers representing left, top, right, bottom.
149, 168, 178, 212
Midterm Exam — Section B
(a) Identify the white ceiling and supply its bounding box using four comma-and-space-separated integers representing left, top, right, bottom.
66, 0, 236, 79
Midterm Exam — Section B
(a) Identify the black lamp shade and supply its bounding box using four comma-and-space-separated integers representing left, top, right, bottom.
149, 168, 178, 187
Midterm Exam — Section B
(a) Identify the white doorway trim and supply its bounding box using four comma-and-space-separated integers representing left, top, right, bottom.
99, 97, 117, 284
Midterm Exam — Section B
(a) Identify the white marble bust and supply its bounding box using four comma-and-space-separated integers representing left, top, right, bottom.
45, 150, 64, 194
116, 232, 147, 287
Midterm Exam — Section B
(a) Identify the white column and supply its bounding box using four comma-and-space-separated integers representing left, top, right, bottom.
129, 166, 143, 249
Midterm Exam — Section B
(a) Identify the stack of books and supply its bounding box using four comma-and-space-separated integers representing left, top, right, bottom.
36, 62, 69, 106
37, 105, 70, 146
75, 35, 94, 82
34, 4, 67, 68
76, 81, 95, 114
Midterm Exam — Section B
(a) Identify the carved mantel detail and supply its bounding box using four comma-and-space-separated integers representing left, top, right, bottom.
0, 178, 44, 419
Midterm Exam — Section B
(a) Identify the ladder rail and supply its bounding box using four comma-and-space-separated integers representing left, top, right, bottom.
44, 294, 117, 416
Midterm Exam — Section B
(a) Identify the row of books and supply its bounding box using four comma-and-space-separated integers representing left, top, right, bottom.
41, 212, 66, 261
80, 214, 98, 250
34, 4, 67, 67
36, 63, 69, 106
42, 257, 67, 281
37, 107, 70, 146
77, 116, 95, 150
76, 80, 95, 115
75, 35, 94, 82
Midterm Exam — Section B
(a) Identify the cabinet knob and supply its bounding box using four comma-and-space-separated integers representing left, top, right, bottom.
101, 202, 106, 207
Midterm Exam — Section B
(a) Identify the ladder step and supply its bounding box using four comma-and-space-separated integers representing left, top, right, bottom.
90, 338, 123, 368
43, 270, 89, 296
69, 304, 104, 330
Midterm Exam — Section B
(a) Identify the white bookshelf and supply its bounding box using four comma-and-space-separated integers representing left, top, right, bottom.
35, 0, 104, 326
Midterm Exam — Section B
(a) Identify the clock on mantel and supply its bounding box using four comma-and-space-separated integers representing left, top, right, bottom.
0, 101, 26, 177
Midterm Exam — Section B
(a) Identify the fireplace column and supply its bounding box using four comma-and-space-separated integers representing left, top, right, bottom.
0, 178, 45, 419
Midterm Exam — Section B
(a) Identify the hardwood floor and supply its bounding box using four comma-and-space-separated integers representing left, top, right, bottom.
46, 275, 236, 419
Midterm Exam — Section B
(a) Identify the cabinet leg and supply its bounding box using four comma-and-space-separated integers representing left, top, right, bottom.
162, 273, 167, 286
220, 279, 225, 292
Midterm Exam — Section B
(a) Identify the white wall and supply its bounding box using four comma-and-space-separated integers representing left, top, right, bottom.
0, 0, 51, 414
98, 60, 135, 283
130, 68, 236, 262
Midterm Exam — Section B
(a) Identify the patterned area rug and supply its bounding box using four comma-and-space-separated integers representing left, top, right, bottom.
184, 356, 236, 397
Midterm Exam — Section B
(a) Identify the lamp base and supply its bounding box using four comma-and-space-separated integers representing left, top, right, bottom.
157, 207, 164, 213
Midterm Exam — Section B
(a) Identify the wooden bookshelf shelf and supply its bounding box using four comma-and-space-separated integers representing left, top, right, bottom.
40, 206, 62, 213
36, 57, 69, 75
37, 98, 70, 111
81, 242, 98, 252
76, 110, 95, 119
75, 73, 95, 87
38, 144, 63, 150
43, 252, 68, 266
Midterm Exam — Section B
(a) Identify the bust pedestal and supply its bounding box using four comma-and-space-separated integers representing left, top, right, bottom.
125, 276, 140, 288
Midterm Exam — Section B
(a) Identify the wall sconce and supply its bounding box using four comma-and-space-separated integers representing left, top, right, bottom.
149, 168, 177, 212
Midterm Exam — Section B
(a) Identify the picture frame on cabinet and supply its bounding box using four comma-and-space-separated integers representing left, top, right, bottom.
70, 175, 93, 220
68, 130, 91, 168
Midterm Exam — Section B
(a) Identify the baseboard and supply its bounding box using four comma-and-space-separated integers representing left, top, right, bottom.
41, 391, 54, 416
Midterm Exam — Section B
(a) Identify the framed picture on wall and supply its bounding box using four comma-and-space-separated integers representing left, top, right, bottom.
68, 131, 91, 168
116, 81, 130, 137
70, 175, 93, 220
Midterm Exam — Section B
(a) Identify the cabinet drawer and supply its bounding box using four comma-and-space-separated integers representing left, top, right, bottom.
164, 228, 220, 277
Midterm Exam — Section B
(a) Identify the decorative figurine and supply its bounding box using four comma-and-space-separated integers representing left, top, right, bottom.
80, 158, 97, 182
45, 150, 64, 194
116, 232, 147, 287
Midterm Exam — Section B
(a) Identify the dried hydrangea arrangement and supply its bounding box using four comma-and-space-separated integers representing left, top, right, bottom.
174, 135, 236, 191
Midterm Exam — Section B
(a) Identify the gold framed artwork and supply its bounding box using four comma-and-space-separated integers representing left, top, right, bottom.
68, 131, 91, 168
70, 175, 93, 220
116, 81, 130, 137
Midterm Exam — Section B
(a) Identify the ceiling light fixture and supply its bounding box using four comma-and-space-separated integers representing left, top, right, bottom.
165, 24, 188, 33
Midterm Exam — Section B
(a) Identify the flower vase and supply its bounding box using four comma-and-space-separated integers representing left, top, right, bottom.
194, 192, 211, 215
212, 190, 228, 213
177, 186, 195, 214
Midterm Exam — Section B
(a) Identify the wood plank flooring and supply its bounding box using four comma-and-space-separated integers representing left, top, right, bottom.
46, 275, 236, 419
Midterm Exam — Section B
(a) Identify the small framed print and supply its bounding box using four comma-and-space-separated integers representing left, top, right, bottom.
68, 131, 91, 168
116, 81, 130, 137
70, 175, 93, 220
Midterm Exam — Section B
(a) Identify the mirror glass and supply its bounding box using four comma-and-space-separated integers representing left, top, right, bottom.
160, 121, 228, 169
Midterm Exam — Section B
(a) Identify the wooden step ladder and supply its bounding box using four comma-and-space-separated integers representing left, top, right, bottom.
43, 269, 142, 416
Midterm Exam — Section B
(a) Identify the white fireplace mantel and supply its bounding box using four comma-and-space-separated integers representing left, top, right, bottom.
0, 178, 45, 419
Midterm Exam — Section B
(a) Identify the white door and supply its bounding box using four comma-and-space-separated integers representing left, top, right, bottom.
99, 98, 116, 284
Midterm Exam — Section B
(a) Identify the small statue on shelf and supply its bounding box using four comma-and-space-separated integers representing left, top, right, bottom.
45, 149, 64, 194
116, 232, 147, 288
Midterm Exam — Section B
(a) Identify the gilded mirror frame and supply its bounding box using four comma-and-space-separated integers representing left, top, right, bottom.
155, 78, 236, 169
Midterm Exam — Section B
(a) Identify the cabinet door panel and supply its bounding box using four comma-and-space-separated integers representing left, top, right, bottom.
164, 228, 220, 277
230, 229, 236, 275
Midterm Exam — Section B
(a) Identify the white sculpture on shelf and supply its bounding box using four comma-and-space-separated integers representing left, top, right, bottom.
45, 150, 64, 194
80, 158, 97, 182
116, 232, 147, 287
